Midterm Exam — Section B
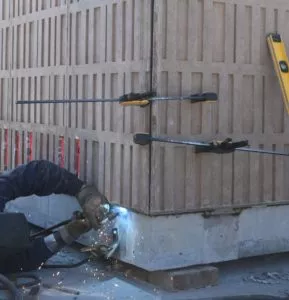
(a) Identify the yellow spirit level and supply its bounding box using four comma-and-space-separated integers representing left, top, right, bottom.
267, 33, 289, 115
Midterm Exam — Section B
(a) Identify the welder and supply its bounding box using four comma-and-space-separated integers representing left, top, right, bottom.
0, 160, 109, 274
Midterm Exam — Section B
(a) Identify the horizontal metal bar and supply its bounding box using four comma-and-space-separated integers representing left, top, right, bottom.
150, 135, 289, 156
16, 94, 216, 105
151, 136, 210, 147
236, 147, 289, 156
16, 98, 120, 104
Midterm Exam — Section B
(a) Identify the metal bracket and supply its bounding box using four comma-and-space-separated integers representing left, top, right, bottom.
202, 208, 243, 218
195, 138, 249, 154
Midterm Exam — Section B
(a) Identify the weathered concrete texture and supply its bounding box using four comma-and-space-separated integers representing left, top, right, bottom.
148, 266, 219, 291
113, 263, 219, 291
6, 195, 289, 271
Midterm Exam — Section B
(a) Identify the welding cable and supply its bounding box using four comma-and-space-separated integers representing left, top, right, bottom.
0, 274, 42, 297
13, 274, 41, 289
30, 214, 91, 269
30, 219, 71, 239
0, 273, 22, 300
30, 211, 85, 239
30, 222, 91, 269
14, 274, 41, 296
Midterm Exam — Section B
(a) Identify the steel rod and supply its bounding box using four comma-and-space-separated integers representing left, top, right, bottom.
16, 95, 214, 105
16, 98, 120, 104
150, 136, 289, 157
151, 136, 210, 147
236, 147, 289, 156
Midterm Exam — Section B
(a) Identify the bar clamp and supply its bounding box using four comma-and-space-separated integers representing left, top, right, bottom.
195, 138, 249, 154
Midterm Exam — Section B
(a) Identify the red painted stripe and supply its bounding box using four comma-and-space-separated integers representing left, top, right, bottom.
74, 137, 80, 177
58, 136, 65, 168
4, 129, 8, 170
15, 131, 20, 166
27, 132, 33, 162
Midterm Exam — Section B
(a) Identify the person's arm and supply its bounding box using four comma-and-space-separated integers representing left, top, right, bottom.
0, 160, 84, 211
1, 218, 92, 274
0, 160, 109, 229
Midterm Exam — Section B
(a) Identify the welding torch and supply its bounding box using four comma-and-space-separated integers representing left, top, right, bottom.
31, 203, 119, 239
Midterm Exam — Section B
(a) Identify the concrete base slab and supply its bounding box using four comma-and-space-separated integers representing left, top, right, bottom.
4, 247, 289, 300
149, 266, 219, 291
112, 262, 219, 291
6, 195, 289, 271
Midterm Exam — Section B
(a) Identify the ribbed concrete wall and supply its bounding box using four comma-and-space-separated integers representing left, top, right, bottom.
0, 0, 151, 214
1, 0, 289, 216
150, 0, 289, 214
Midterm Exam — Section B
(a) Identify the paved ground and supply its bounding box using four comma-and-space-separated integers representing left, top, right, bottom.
2, 249, 289, 299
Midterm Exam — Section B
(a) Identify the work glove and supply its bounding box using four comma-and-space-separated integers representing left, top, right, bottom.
76, 185, 110, 230
59, 218, 91, 245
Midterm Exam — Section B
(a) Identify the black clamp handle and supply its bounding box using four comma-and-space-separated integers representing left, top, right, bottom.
195, 138, 249, 154
189, 92, 218, 103
133, 133, 152, 145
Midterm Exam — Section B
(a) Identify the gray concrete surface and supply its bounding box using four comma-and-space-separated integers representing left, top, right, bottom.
6, 195, 289, 271
2, 248, 289, 299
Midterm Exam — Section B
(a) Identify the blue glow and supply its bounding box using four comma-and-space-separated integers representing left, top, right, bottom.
113, 206, 129, 217
103, 203, 110, 212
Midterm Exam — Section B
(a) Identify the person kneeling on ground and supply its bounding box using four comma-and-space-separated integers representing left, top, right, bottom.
0, 160, 108, 274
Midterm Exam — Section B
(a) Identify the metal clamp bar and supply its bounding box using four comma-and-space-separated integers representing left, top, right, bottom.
133, 133, 289, 157
194, 138, 248, 154
16, 92, 218, 107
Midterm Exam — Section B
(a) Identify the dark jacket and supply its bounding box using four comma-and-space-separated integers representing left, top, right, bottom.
0, 160, 84, 274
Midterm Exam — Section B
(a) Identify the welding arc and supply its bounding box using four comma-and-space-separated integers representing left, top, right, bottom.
16, 93, 217, 105
134, 134, 289, 157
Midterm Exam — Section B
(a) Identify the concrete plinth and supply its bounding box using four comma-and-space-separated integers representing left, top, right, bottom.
6, 195, 289, 271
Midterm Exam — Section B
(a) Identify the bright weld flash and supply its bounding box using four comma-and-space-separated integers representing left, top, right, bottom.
102, 203, 110, 213
113, 206, 128, 217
